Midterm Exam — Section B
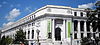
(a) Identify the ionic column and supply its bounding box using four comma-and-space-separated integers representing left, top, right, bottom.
63, 19, 66, 38
30, 29, 32, 39
52, 19, 55, 41
77, 21, 81, 45
77, 21, 81, 39
26, 30, 28, 39
72, 20, 74, 39
84, 21, 87, 37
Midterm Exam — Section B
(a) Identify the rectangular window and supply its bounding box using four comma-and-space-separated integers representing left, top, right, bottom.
32, 16, 34, 19
80, 21, 84, 31
81, 33, 83, 38
81, 12, 83, 17
32, 23, 34, 26
92, 22, 96, 32
93, 33, 95, 38
34, 15, 35, 18
32, 30, 34, 39
28, 31, 30, 39
87, 22, 90, 31
74, 12, 77, 16
99, 33, 100, 38
30, 17, 31, 20
48, 32, 52, 39
74, 33, 77, 39
87, 33, 91, 38
74, 20, 78, 31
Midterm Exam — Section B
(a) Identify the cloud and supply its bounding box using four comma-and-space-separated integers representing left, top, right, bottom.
3, 22, 15, 27
97, 0, 100, 1
17, 4, 21, 7
0, 5, 2, 8
2, 1, 7, 4
5, 8, 21, 21
10, 5, 14, 7
25, 7, 32, 12
78, 3, 94, 9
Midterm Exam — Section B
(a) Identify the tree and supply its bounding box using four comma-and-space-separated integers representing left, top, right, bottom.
13, 29, 28, 45
5, 36, 13, 44
0, 36, 6, 45
0, 36, 13, 45
81, 1, 100, 45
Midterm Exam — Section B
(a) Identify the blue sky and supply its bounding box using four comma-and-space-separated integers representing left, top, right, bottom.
0, 0, 97, 29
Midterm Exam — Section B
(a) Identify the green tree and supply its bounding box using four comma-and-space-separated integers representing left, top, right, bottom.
13, 29, 27, 45
0, 36, 6, 45
81, 1, 100, 45
0, 36, 13, 45
87, 1, 100, 32
5, 36, 13, 45
81, 37, 91, 45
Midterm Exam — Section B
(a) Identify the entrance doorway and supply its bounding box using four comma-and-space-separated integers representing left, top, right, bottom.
55, 27, 61, 41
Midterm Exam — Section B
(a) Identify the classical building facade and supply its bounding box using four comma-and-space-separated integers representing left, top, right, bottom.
1, 5, 99, 45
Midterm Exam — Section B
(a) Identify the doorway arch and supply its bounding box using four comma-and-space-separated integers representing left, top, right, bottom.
55, 27, 61, 41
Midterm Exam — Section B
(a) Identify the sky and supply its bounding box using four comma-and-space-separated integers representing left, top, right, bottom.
0, 0, 98, 29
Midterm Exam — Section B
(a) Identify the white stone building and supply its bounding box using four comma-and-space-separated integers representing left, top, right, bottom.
1, 5, 98, 45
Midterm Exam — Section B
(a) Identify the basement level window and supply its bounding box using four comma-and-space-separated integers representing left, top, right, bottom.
74, 33, 77, 39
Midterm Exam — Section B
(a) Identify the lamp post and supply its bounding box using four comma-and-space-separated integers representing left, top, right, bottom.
36, 29, 40, 45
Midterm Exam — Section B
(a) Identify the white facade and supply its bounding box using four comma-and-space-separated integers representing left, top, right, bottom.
1, 5, 95, 45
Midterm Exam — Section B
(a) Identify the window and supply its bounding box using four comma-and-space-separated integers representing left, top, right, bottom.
74, 33, 77, 39
81, 12, 83, 17
28, 23, 31, 27
34, 15, 35, 18
87, 12, 89, 17
32, 30, 34, 39
48, 32, 52, 39
93, 33, 95, 38
30, 17, 31, 20
32, 16, 34, 19
87, 33, 91, 38
74, 20, 78, 31
31, 43, 34, 45
28, 31, 30, 39
99, 33, 100, 38
74, 12, 77, 16
99, 26, 100, 32
32, 23, 34, 26
81, 33, 83, 38
92, 22, 96, 32
55, 19, 63, 24
80, 21, 84, 31
87, 22, 90, 31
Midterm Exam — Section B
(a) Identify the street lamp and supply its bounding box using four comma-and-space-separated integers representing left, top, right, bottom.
36, 29, 40, 45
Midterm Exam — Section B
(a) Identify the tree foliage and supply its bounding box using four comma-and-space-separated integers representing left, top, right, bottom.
0, 36, 13, 45
81, 1, 100, 45
13, 29, 28, 44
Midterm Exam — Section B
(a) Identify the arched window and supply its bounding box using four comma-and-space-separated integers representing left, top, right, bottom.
55, 27, 61, 41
